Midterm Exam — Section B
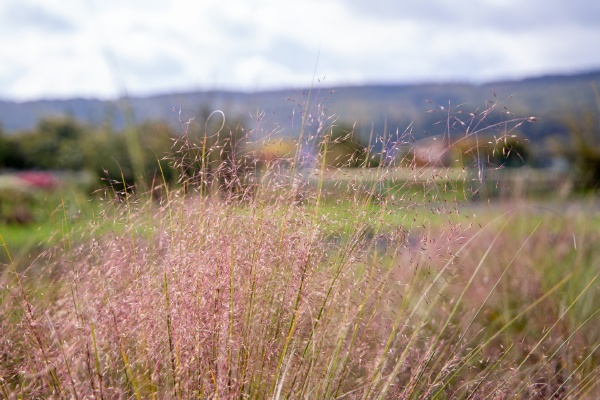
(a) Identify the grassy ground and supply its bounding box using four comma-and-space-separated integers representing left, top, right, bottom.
1, 99, 600, 398
0, 188, 100, 269
1, 165, 599, 399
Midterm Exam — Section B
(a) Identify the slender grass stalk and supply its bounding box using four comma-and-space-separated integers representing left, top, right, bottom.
120, 169, 140, 292
212, 224, 222, 378
514, 307, 600, 398
449, 221, 541, 359
228, 239, 235, 393
464, 343, 514, 400
156, 154, 175, 252
211, 370, 220, 399
0, 379, 9, 399
568, 365, 600, 399
407, 216, 513, 392
118, 341, 141, 400
270, 265, 307, 397
563, 364, 600, 399
243, 202, 265, 344
285, 131, 336, 395
407, 221, 541, 398
377, 281, 450, 399
550, 342, 600, 398
0, 233, 60, 394
273, 340, 296, 400
61, 196, 82, 322
334, 248, 380, 394
269, 59, 322, 388
47, 314, 78, 400
322, 292, 353, 398
302, 211, 373, 363
176, 338, 181, 400
430, 273, 573, 399
362, 211, 516, 398
102, 277, 141, 400
91, 321, 104, 400
156, 153, 178, 396
513, 267, 600, 375
164, 271, 176, 393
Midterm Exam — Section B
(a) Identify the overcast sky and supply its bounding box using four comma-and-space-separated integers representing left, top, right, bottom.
1, 0, 599, 101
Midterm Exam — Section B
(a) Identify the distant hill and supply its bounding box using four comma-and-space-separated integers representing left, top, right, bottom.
1, 70, 599, 143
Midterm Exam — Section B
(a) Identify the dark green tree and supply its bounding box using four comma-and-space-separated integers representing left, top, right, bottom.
0, 126, 26, 169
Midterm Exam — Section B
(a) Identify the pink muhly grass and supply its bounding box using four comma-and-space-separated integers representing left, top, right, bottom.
1, 92, 599, 399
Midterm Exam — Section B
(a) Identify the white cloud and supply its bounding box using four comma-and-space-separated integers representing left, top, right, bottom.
1, 0, 599, 100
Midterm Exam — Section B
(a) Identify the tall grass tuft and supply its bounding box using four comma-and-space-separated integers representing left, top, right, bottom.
1, 92, 599, 399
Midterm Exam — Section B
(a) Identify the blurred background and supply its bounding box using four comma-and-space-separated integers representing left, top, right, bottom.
1, 0, 600, 251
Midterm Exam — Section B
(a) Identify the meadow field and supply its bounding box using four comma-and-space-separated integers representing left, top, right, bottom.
1, 96, 600, 399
